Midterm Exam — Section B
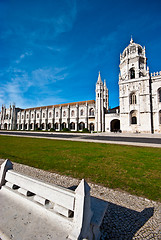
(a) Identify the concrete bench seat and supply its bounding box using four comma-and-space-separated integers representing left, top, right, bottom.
0, 160, 107, 240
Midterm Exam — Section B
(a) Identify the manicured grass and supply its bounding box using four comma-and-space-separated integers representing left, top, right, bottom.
0, 135, 160, 201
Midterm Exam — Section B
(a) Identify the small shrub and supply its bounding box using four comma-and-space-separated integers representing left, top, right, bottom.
50, 128, 55, 132
82, 128, 89, 133
62, 128, 70, 132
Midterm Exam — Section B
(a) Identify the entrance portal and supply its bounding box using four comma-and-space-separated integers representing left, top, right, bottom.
110, 119, 120, 132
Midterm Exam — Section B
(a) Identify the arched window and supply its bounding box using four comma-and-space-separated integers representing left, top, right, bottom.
71, 110, 75, 117
37, 113, 39, 118
56, 112, 58, 117
26, 114, 29, 119
131, 116, 137, 124
129, 68, 135, 79
62, 122, 66, 129
158, 88, 161, 102
49, 112, 51, 118
55, 123, 58, 129
70, 122, 75, 130
130, 93, 137, 105
90, 123, 94, 132
89, 108, 94, 116
159, 110, 161, 125
32, 114, 34, 118
130, 110, 137, 125
138, 47, 142, 54
139, 72, 144, 77
80, 109, 84, 116
43, 113, 45, 118
79, 122, 85, 130
130, 46, 136, 53
63, 111, 66, 117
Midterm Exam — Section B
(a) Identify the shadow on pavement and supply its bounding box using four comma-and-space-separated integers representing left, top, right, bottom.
100, 202, 154, 239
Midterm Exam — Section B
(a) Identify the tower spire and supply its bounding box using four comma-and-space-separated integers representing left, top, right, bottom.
130, 35, 133, 44
97, 71, 103, 84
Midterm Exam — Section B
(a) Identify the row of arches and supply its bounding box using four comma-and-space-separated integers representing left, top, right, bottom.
18, 108, 95, 121
129, 68, 145, 79
14, 122, 95, 131
54, 122, 95, 131
55, 108, 95, 118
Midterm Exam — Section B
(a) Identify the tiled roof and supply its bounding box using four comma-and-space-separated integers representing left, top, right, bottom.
22, 100, 95, 112
110, 106, 120, 110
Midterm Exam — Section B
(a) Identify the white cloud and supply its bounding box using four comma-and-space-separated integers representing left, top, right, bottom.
31, 67, 68, 87
15, 51, 32, 64
0, 66, 68, 108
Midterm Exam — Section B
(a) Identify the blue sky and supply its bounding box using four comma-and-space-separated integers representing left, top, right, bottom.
0, 0, 161, 109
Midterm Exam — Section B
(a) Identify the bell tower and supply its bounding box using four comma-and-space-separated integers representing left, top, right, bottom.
95, 72, 108, 132
119, 38, 151, 133
119, 37, 148, 81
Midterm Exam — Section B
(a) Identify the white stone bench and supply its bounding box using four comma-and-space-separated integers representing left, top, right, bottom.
0, 160, 107, 240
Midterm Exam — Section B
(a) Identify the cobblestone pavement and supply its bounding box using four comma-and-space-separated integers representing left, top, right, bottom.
0, 160, 160, 239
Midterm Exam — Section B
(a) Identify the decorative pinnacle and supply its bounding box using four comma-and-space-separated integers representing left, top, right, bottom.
130, 35, 133, 44
97, 71, 103, 84
104, 79, 107, 87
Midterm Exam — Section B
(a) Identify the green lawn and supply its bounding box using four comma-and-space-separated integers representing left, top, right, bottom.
0, 135, 160, 201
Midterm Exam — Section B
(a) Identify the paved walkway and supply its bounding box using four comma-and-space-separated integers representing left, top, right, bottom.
0, 160, 160, 240
0, 130, 161, 148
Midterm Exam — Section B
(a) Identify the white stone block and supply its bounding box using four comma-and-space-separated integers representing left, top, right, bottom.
54, 204, 71, 217
69, 179, 93, 240
0, 159, 13, 188
5, 170, 75, 210
18, 188, 32, 196
34, 195, 48, 205
5, 181, 14, 189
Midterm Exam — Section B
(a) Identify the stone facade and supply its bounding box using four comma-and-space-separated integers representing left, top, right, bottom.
0, 100, 96, 132
0, 38, 161, 133
119, 37, 161, 133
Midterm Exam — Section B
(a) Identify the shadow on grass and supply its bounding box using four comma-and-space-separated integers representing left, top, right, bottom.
100, 203, 154, 239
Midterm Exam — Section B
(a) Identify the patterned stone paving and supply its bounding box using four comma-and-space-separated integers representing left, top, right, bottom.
0, 160, 160, 239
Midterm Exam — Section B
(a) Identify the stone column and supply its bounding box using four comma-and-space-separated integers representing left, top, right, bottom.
52, 107, 55, 129
75, 104, 78, 131
39, 109, 42, 129
85, 102, 88, 129
59, 107, 62, 131
67, 105, 70, 129
34, 110, 36, 130
45, 108, 48, 130
22, 122, 25, 130
28, 110, 31, 130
